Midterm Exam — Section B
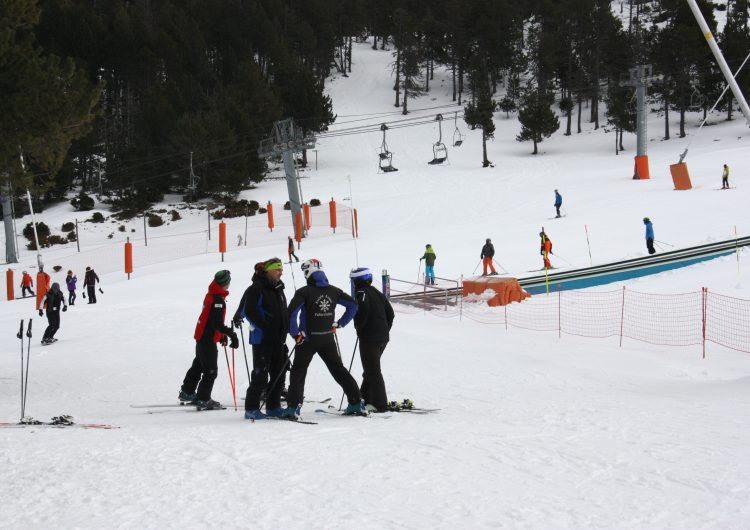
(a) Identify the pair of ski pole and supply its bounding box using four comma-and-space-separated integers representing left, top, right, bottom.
17, 319, 33, 420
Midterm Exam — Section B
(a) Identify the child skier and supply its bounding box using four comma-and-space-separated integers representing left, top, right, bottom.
420, 244, 437, 285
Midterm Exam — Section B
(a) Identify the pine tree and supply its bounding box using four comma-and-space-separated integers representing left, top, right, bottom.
516, 84, 560, 155
463, 57, 496, 167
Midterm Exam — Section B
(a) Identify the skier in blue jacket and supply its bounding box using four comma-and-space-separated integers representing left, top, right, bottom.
643, 217, 655, 254
554, 190, 563, 218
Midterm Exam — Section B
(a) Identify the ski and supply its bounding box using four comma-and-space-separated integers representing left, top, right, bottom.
0, 421, 118, 430
265, 417, 317, 425
314, 408, 391, 419
131, 397, 331, 409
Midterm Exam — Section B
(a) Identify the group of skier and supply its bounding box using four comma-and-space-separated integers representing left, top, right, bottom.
180, 255, 394, 420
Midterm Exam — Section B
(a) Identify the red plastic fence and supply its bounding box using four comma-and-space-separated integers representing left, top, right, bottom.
396, 287, 750, 356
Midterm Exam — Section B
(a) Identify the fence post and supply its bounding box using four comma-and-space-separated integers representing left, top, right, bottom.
267, 201, 274, 232
6, 269, 14, 301
558, 284, 561, 338
143, 213, 148, 246
504, 303, 508, 331
75, 218, 80, 252
329, 198, 337, 233
619, 286, 626, 347
702, 287, 707, 359
207, 209, 211, 240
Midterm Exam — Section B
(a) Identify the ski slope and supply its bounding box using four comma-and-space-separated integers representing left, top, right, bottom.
2, 37, 750, 529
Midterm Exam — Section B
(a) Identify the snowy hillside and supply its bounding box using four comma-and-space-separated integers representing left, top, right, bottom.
2, 38, 750, 529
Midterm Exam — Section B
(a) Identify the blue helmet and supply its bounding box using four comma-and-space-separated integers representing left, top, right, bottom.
350, 267, 372, 283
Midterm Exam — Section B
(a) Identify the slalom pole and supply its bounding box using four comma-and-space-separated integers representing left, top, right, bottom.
17, 320, 24, 420
585, 224, 593, 266
544, 261, 550, 295
257, 343, 297, 417
338, 338, 359, 411
222, 345, 237, 411
735, 225, 741, 274
238, 324, 251, 385
23, 320, 32, 418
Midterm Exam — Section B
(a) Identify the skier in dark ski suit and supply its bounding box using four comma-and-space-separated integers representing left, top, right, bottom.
39, 282, 67, 344
282, 258, 364, 419
83, 266, 99, 303
180, 270, 238, 410
350, 267, 394, 413
480, 238, 497, 275
234, 258, 290, 420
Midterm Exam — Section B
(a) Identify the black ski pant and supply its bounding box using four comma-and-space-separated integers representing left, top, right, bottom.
86, 285, 97, 303
182, 340, 218, 401
646, 238, 656, 255
555, 205, 561, 217
68, 290, 76, 305
359, 341, 389, 411
43, 311, 60, 341
245, 345, 287, 411
722, 176, 729, 189
21, 286, 34, 297
286, 336, 360, 408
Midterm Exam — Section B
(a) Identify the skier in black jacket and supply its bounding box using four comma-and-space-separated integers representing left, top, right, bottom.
39, 282, 67, 344
480, 238, 497, 276
350, 267, 394, 412
282, 258, 364, 419
83, 266, 100, 303
234, 258, 290, 420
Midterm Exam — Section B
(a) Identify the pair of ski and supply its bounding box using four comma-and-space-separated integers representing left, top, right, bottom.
0, 417, 117, 430
131, 397, 332, 414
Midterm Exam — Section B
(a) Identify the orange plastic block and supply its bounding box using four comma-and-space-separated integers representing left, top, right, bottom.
463, 276, 530, 306
670, 162, 692, 190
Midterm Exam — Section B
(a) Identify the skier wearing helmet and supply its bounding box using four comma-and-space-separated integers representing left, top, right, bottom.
350, 267, 394, 413
480, 238, 497, 276
643, 217, 655, 254
283, 258, 364, 420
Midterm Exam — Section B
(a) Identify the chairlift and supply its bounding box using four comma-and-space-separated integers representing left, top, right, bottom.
452, 111, 464, 147
378, 123, 398, 172
688, 85, 704, 112
428, 114, 448, 165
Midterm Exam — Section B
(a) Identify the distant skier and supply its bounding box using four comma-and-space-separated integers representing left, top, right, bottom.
287, 236, 300, 263
420, 244, 436, 285
554, 189, 563, 218
179, 270, 238, 410
283, 258, 364, 420
540, 231, 553, 269
351, 267, 395, 413
83, 266, 100, 304
643, 217, 655, 254
480, 238, 497, 276
722, 164, 730, 189
65, 270, 77, 306
234, 258, 289, 420
39, 282, 67, 345
20, 271, 35, 297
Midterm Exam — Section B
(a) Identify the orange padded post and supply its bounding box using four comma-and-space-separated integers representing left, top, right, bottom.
329, 199, 337, 232
634, 155, 650, 180
36, 271, 49, 310
294, 212, 303, 243
353, 208, 359, 238
6, 269, 14, 301
219, 222, 226, 261
124, 239, 133, 279
670, 162, 692, 190
267, 202, 274, 232
303, 203, 311, 229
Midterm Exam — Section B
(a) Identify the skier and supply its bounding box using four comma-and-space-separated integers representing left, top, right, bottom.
83, 266, 100, 303
420, 244, 437, 285
554, 189, 563, 218
540, 231, 553, 269
643, 217, 655, 255
38, 282, 67, 345
234, 258, 290, 420
480, 238, 497, 276
350, 267, 395, 413
287, 236, 300, 263
282, 258, 364, 419
65, 270, 77, 306
20, 271, 35, 297
179, 270, 239, 410
722, 164, 730, 189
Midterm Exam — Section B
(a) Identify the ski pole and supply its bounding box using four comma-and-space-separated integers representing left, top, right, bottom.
553, 252, 573, 266
417, 259, 421, 282
23, 319, 32, 419
17, 320, 24, 420
289, 262, 297, 290
655, 239, 674, 247
492, 259, 509, 274
338, 337, 359, 411
232, 346, 236, 409
238, 324, 251, 385
472, 260, 481, 275
257, 343, 297, 417
222, 345, 237, 411
584, 224, 593, 266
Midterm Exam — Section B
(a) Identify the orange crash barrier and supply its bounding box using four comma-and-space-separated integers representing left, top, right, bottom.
670, 162, 692, 190
463, 276, 530, 307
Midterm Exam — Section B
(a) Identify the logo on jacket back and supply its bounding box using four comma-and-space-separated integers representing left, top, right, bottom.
314, 295, 333, 316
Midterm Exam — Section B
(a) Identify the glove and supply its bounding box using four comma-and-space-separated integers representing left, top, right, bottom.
82, 292, 86, 299
229, 332, 239, 349
62, 306, 68, 312
220, 336, 228, 346
295, 331, 306, 344
38, 309, 43, 317
232, 315, 243, 327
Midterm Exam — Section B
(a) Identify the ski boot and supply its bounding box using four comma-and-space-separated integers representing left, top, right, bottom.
281, 405, 301, 420
244, 409, 267, 420
343, 400, 368, 416
50, 415, 74, 425
265, 407, 285, 418
401, 399, 414, 410
178, 390, 197, 404
194, 399, 223, 411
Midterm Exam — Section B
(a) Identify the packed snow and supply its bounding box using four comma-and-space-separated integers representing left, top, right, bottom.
2, 37, 750, 529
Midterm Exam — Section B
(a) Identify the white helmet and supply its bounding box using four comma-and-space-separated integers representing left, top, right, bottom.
301, 258, 323, 279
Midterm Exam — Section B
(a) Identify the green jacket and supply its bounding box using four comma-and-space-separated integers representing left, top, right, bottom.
421, 246, 436, 266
